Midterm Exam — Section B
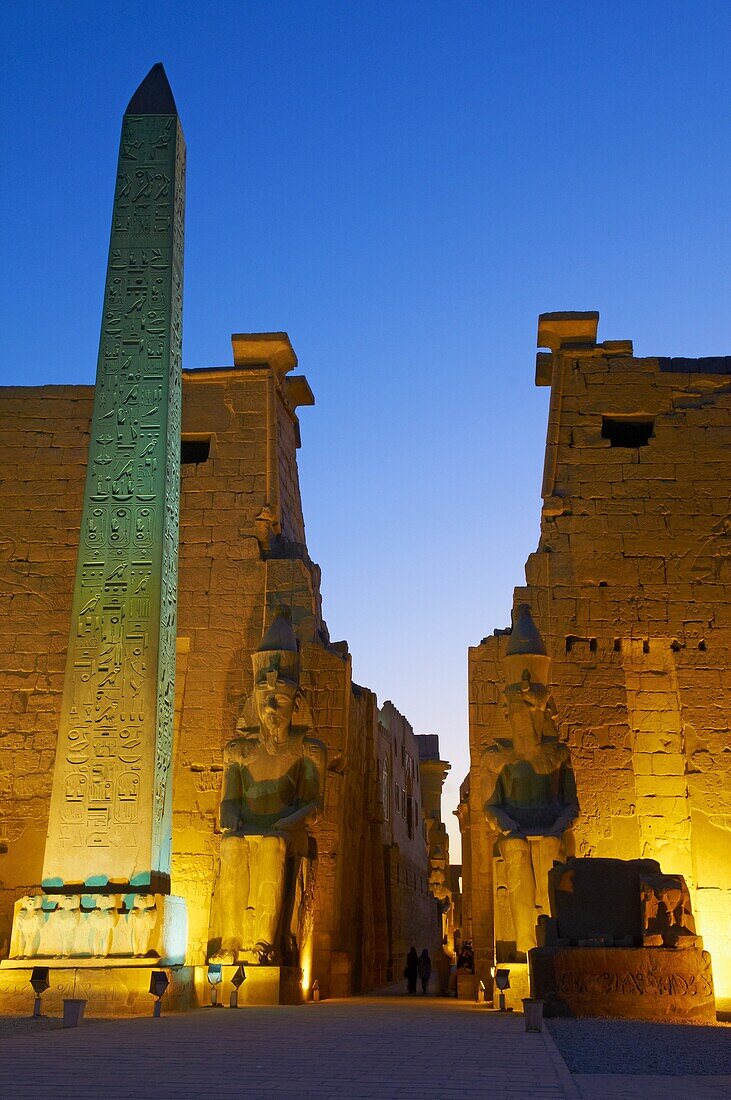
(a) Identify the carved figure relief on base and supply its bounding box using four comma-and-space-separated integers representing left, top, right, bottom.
8, 892, 180, 962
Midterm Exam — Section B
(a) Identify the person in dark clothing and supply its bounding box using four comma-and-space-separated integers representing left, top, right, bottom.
404, 946, 419, 994
418, 948, 432, 994
456, 941, 475, 973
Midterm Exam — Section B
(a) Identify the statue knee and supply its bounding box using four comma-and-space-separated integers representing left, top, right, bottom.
500, 836, 531, 868
541, 835, 565, 864
220, 834, 247, 861
261, 834, 287, 860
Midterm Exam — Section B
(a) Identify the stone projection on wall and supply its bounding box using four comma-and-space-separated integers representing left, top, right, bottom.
208, 607, 326, 975
483, 604, 579, 958
7, 64, 187, 964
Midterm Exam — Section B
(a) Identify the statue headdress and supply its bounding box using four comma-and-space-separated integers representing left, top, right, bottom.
251, 605, 300, 686
503, 603, 551, 687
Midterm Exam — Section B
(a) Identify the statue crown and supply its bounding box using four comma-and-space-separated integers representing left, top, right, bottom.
252, 606, 300, 685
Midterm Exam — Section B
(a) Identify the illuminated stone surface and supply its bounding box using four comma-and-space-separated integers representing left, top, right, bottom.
462, 312, 731, 1005
42, 63, 185, 891
0, 962, 196, 1017
531, 945, 715, 1022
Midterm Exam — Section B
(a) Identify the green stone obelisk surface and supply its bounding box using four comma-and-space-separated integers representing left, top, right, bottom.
42, 65, 185, 894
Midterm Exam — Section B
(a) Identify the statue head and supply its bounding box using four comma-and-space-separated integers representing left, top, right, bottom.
252, 606, 301, 748
503, 605, 553, 752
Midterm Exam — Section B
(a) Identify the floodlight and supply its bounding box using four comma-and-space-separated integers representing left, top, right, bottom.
229, 964, 246, 1008
494, 969, 511, 990
30, 967, 50, 1018
149, 969, 169, 1017
495, 968, 511, 1012
206, 963, 224, 1007
311, 979, 320, 1003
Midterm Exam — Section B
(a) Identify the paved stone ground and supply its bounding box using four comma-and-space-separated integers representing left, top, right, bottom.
0, 995, 729, 1099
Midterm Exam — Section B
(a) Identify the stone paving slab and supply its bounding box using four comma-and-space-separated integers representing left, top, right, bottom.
0, 996, 730, 1099
0, 998, 572, 1100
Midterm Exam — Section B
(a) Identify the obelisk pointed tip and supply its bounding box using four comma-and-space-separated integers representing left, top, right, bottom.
125, 62, 178, 116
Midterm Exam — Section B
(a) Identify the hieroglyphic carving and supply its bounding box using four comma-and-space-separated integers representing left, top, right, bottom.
42, 99, 185, 891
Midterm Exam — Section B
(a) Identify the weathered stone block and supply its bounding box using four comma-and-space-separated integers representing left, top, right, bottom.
530, 945, 715, 1021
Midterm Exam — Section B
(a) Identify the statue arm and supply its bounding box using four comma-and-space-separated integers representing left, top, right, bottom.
273, 800, 319, 831
273, 738, 326, 832
484, 771, 524, 837
546, 757, 579, 836
219, 760, 245, 832
485, 804, 524, 836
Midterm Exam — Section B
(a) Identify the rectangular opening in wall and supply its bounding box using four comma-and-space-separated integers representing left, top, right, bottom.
601, 416, 654, 448
181, 434, 212, 465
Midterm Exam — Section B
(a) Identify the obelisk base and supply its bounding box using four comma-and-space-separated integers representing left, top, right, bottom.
0, 963, 197, 1017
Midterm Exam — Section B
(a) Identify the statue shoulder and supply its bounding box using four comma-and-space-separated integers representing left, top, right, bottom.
303, 735, 327, 769
224, 733, 260, 766
480, 740, 514, 774
542, 740, 571, 767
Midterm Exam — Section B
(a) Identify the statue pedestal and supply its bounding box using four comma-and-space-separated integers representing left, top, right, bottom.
456, 972, 477, 1000
529, 945, 716, 1022
0, 963, 196, 1017
218, 964, 303, 1005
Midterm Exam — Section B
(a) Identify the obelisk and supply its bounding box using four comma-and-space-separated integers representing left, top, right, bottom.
39, 65, 185, 903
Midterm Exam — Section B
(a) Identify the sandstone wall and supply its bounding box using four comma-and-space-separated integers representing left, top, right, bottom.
0, 385, 93, 954
379, 702, 443, 978
0, 347, 440, 998
466, 318, 731, 1002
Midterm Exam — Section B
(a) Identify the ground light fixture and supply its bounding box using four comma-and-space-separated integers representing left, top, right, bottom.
206, 963, 224, 1007
494, 968, 511, 1012
311, 979, 320, 1002
30, 967, 50, 1018
229, 965, 246, 1008
149, 970, 169, 1017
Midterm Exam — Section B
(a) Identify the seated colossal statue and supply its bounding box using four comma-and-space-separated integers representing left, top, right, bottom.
483, 604, 579, 956
208, 608, 326, 966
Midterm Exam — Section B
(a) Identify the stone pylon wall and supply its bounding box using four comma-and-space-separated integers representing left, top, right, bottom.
0, 353, 427, 997
466, 319, 731, 1003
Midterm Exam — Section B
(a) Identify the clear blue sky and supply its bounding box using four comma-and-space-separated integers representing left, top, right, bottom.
2, 1, 731, 855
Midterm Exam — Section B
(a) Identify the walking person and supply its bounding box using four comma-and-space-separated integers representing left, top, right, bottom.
404, 946, 418, 994
418, 947, 432, 995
